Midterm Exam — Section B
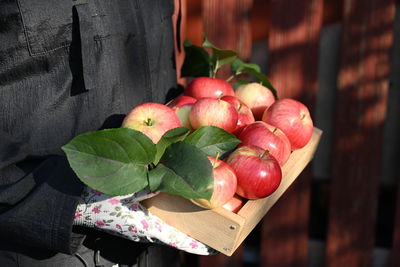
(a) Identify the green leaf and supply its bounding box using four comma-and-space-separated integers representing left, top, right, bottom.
154, 127, 191, 165
202, 34, 237, 77
231, 59, 261, 74
148, 142, 214, 200
62, 128, 156, 196
231, 58, 278, 98
184, 126, 241, 158
181, 39, 211, 78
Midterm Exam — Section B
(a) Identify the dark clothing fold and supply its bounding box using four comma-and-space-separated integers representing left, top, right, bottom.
0, 0, 181, 266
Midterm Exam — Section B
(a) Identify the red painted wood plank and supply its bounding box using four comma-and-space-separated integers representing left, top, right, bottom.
251, 0, 270, 42
323, 0, 343, 26
260, 1, 323, 267
202, 0, 254, 79
260, 169, 313, 267
325, 0, 396, 266
186, 0, 203, 46
266, 0, 323, 102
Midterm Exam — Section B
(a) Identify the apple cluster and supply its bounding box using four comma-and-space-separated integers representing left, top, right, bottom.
121, 76, 313, 212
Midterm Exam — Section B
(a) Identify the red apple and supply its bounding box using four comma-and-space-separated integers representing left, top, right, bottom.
192, 157, 238, 209
238, 121, 291, 166
222, 194, 245, 213
262, 98, 313, 150
220, 95, 255, 135
226, 145, 282, 199
189, 98, 239, 133
122, 103, 181, 143
234, 82, 275, 120
166, 95, 197, 109
184, 77, 235, 99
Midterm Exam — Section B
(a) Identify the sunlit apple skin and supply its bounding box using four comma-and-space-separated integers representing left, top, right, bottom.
192, 157, 238, 209
226, 145, 282, 199
262, 98, 313, 150
239, 121, 291, 166
189, 98, 239, 133
184, 77, 235, 99
220, 95, 255, 135
234, 82, 275, 120
222, 194, 245, 213
166, 95, 197, 109
122, 103, 181, 143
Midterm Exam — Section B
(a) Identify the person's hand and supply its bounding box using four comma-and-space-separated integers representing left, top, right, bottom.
73, 187, 217, 255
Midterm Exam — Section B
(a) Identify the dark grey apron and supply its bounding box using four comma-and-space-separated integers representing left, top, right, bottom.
0, 0, 181, 266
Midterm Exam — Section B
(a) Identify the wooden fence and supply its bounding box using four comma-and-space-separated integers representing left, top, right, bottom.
172, 0, 400, 266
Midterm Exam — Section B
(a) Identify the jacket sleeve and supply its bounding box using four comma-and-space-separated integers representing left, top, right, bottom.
0, 131, 85, 254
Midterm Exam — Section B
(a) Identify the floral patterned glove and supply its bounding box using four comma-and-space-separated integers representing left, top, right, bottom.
73, 187, 216, 255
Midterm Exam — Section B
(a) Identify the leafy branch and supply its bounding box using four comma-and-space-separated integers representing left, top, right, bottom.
181, 33, 276, 97
62, 126, 240, 200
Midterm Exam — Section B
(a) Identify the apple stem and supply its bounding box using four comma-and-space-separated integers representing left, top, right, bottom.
273, 127, 278, 133
213, 152, 221, 168
215, 152, 221, 162
300, 114, 306, 120
260, 149, 270, 159
211, 65, 217, 78
145, 118, 153, 126
226, 75, 235, 82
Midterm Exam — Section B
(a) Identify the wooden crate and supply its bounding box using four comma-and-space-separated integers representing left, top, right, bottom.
141, 127, 322, 256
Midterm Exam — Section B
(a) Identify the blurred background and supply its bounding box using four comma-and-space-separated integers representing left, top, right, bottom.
171, 0, 400, 266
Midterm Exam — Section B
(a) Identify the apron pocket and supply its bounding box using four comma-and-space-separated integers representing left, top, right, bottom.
17, 0, 73, 56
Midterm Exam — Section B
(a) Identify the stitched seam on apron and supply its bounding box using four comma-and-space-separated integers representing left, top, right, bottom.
134, 0, 153, 102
